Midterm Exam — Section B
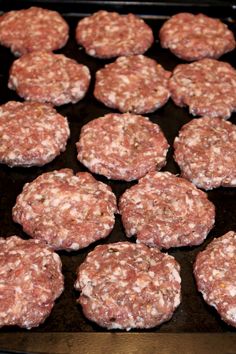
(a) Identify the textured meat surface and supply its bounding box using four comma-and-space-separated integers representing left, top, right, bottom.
0, 7, 69, 56
94, 55, 171, 114
76, 10, 153, 59
194, 231, 236, 328
12, 169, 117, 251
169, 58, 236, 119
119, 171, 215, 249
0, 236, 64, 329
8, 51, 91, 106
76, 113, 168, 181
0, 101, 70, 167
174, 116, 236, 190
75, 242, 181, 330
159, 13, 235, 61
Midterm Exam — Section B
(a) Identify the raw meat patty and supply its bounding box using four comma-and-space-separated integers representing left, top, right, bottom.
169, 58, 236, 119
194, 231, 236, 328
0, 236, 63, 329
75, 242, 181, 330
94, 55, 171, 114
76, 10, 154, 59
174, 116, 236, 190
12, 169, 117, 251
76, 113, 169, 181
0, 101, 70, 167
159, 13, 235, 61
0, 7, 69, 56
119, 171, 215, 249
8, 51, 91, 106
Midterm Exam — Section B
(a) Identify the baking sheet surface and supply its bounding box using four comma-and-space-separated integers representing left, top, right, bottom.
0, 3, 236, 335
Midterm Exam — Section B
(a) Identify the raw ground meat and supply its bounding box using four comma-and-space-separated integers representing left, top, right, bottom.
76, 10, 154, 59
174, 116, 236, 190
0, 101, 70, 167
119, 171, 215, 249
12, 169, 117, 251
8, 51, 91, 106
76, 113, 169, 181
168, 58, 236, 119
75, 241, 181, 330
159, 13, 235, 61
0, 236, 64, 329
94, 55, 171, 114
0, 7, 69, 56
194, 231, 236, 328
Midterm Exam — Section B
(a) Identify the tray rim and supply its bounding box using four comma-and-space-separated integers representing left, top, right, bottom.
1, 333, 236, 354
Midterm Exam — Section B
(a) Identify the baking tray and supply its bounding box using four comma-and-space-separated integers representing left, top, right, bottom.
0, 1, 236, 353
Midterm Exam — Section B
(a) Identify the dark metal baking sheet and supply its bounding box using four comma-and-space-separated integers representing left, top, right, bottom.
0, 1, 236, 352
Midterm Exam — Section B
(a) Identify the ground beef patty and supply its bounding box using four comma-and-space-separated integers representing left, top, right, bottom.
0, 101, 69, 167
75, 242, 181, 330
12, 169, 117, 251
159, 13, 235, 61
76, 113, 168, 181
75, 10, 154, 59
119, 171, 215, 249
94, 55, 171, 114
0, 7, 69, 56
174, 116, 236, 190
169, 58, 236, 119
194, 231, 236, 328
8, 51, 90, 106
0, 236, 63, 329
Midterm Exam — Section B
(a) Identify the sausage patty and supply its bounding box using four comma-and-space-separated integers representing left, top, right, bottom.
194, 231, 236, 328
76, 10, 153, 59
159, 13, 235, 61
0, 101, 69, 167
119, 171, 215, 249
8, 51, 91, 106
0, 7, 69, 56
12, 169, 117, 251
0, 236, 64, 329
76, 113, 168, 181
94, 55, 171, 114
75, 241, 181, 330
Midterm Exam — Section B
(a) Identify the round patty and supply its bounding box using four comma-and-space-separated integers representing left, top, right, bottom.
0, 7, 69, 56
168, 58, 236, 119
76, 10, 154, 59
194, 231, 236, 328
8, 51, 91, 106
174, 116, 236, 190
94, 55, 171, 114
0, 236, 63, 329
0, 101, 70, 167
76, 113, 169, 181
75, 241, 181, 330
119, 171, 215, 249
12, 169, 117, 251
159, 13, 235, 61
